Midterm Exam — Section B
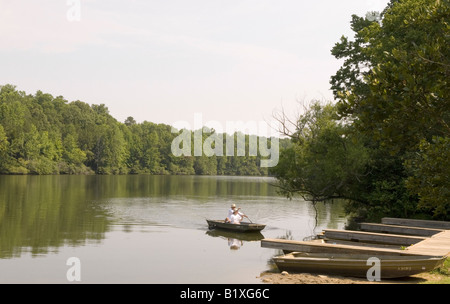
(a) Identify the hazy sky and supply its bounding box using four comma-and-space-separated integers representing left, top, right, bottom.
0, 0, 389, 135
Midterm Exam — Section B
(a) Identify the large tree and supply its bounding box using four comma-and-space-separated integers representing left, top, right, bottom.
271, 101, 369, 203
330, 0, 449, 219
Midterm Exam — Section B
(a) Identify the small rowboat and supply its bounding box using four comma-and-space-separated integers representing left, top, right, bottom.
206, 219, 266, 233
272, 252, 446, 279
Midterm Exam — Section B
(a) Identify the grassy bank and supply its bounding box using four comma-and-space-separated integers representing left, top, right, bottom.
420, 257, 450, 284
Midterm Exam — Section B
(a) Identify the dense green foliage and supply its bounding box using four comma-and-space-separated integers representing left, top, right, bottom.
333, 0, 449, 220
273, 0, 449, 221
0, 84, 278, 176
271, 101, 369, 203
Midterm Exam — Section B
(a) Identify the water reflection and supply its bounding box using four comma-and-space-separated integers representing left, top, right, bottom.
0, 175, 277, 259
228, 239, 242, 250
205, 229, 265, 250
0, 175, 112, 258
0, 175, 347, 261
0, 175, 349, 283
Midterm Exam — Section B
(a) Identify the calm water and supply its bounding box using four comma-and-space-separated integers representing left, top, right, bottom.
0, 175, 347, 283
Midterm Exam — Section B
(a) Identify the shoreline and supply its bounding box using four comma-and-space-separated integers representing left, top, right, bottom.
259, 270, 449, 284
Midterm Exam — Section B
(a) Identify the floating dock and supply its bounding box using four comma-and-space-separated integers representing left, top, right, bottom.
261, 217, 450, 258
322, 229, 427, 246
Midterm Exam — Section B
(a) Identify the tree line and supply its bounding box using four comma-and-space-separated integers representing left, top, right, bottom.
0, 84, 282, 176
272, 0, 449, 221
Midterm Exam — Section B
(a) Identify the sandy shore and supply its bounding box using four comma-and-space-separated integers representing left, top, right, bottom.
258, 271, 445, 284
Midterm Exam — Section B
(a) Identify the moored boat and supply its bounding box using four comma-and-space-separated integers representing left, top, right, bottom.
272, 252, 446, 279
206, 219, 266, 232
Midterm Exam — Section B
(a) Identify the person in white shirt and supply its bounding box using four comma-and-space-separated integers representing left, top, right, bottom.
229, 209, 242, 224
225, 203, 243, 223
229, 208, 249, 224
226, 203, 239, 220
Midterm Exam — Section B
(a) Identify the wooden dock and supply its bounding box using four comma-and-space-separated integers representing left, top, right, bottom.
261, 217, 450, 258
382, 217, 450, 229
406, 230, 450, 256
359, 223, 444, 237
261, 238, 422, 256
322, 229, 427, 246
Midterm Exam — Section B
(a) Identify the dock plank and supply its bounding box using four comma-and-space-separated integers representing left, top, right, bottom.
260, 238, 425, 256
322, 238, 402, 250
382, 218, 450, 229
360, 223, 443, 237
323, 229, 427, 246
406, 231, 450, 257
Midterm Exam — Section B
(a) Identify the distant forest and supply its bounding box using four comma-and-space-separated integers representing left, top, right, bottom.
0, 84, 286, 176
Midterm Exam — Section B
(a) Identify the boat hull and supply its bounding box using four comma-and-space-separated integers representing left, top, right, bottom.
206, 219, 266, 232
273, 252, 446, 279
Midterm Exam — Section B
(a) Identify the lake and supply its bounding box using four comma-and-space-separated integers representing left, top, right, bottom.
0, 175, 347, 283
